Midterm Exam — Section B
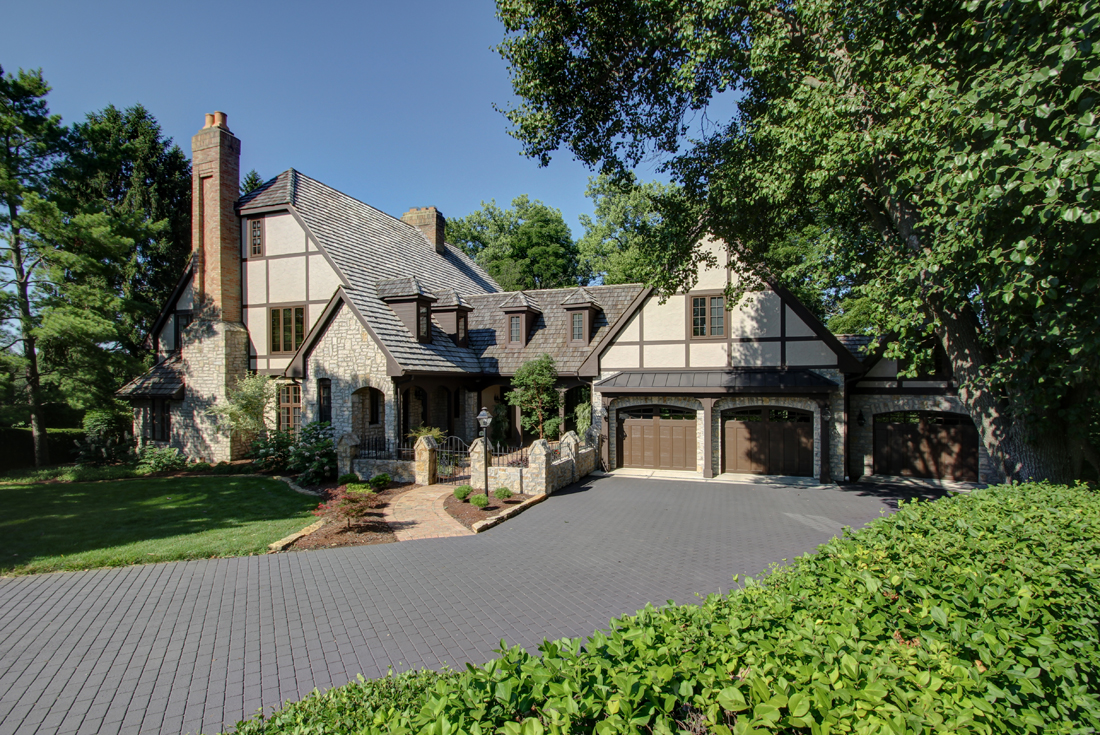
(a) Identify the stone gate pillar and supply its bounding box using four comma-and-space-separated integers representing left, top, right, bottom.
414, 435, 438, 486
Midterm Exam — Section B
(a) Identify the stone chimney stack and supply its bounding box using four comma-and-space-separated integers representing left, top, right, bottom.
191, 111, 242, 321
401, 206, 446, 254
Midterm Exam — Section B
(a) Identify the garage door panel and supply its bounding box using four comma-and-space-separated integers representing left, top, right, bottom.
620, 414, 696, 471
874, 413, 978, 482
722, 410, 813, 477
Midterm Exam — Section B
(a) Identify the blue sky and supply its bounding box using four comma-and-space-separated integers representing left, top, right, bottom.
5, 0, 639, 235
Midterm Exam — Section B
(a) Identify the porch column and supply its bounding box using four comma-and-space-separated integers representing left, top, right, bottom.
558, 387, 567, 435
816, 397, 831, 483
701, 397, 716, 478
600, 397, 611, 470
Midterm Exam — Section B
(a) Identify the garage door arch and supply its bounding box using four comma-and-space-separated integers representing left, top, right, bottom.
608, 397, 703, 471
713, 396, 822, 479
722, 406, 814, 476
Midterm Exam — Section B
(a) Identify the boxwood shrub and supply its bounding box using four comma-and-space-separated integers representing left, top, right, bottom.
226, 482, 1100, 734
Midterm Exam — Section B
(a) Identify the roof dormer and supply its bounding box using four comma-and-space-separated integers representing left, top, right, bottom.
500, 291, 541, 348
378, 276, 437, 344
562, 287, 601, 345
432, 289, 473, 347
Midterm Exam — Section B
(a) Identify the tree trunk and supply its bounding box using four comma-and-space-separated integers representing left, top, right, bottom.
864, 174, 1074, 483
6, 211, 50, 467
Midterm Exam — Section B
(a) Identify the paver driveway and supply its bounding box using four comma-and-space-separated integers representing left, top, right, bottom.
0, 476, 933, 735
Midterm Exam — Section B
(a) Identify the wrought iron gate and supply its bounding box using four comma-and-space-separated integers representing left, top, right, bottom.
437, 436, 472, 485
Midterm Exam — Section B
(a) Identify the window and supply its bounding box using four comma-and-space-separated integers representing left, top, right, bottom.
270, 306, 305, 354
173, 311, 192, 351
317, 379, 331, 424
250, 219, 263, 257
457, 315, 467, 343
571, 312, 584, 342
417, 303, 430, 341
279, 384, 302, 435
509, 315, 521, 344
148, 399, 171, 441
691, 295, 725, 338
369, 389, 381, 425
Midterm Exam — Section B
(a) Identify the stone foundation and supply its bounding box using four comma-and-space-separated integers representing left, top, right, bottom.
351, 458, 415, 484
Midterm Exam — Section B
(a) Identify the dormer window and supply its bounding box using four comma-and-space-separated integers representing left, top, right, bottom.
572, 313, 583, 342
457, 314, 467, 344
500, 291, 541, 348
563, 287, 601, 345
509, 316, 522, 344
417, 302, 430, 342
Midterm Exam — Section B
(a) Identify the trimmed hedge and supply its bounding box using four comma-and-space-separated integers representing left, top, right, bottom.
0, 428, 83, 471
228, 483, 1100, 734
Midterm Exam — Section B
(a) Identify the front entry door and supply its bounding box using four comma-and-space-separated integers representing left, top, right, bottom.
723, 408, 813, 476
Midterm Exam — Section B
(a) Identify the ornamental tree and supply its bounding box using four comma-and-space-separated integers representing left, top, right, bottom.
496, 0, 1100, 481
507, 353, 561, 440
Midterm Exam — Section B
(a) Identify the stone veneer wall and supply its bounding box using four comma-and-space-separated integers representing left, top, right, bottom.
177, 319, 250, 462
350, 458, 415, 484
301, 302, 396, 449
849, 393, 1003, 484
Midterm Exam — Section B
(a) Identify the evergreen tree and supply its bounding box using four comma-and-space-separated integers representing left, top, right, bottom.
240, 169, 264, 195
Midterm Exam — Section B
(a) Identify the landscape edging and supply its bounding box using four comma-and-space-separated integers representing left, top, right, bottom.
471, 493, 548, 533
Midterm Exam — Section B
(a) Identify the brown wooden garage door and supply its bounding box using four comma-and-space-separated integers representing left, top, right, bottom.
723, 408, 814, 476
618, 406, 696, 470
874, 411, 979, 481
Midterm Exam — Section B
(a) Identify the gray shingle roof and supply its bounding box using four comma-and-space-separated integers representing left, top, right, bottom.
377, 277, 432, 300
561, 286, 601, 308
432, 289, 471, 309
117, 354, 185, 399
466, 284, 645, 375
256, 170, 500, 373
498, 291, 542, 313
835, 334, 874, 360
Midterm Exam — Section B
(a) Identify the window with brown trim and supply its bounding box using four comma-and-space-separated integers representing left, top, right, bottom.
690, 295, 725, 338
457, 314, 467, 344
369, 388, 381, 425
571, 312, 583, 342
250, 219, 263, 257
509, 315, 522, 344
279, 384, 302, 436
270, 306, 305, 354
417, 302, 431, 342
148, 399, 171, 441
317, 379, 331, 425
172, 311, 192, 352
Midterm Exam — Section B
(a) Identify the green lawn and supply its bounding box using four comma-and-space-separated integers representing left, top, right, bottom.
0, 475, 319, 575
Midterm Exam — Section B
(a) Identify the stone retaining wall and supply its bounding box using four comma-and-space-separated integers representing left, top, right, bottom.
350, 458, 415, 484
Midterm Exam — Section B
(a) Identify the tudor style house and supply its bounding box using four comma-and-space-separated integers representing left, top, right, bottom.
118, 112, 1002, 485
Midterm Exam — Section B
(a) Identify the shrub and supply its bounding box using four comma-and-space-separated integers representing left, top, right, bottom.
239, 482, 1100, 734
469, 493, 489, 509
337, 473, 359, 486
314, 484, 378, 528
137, 445, 188, 473
493, 487, 513, 500
368, 473, 391, 490
74, 431, 136, 467
206, 373, 276, 444
407, 424, 447, 443
189, 462, 213, 473
250, 431, 295, 473
286, 422, 337, 486
211, 462, 254, 475
82, 406, 131, 440
453, 485, 473, 501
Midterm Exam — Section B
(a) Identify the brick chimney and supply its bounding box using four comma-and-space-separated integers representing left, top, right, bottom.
191, 111, 242, 321
401, 206, 446, 254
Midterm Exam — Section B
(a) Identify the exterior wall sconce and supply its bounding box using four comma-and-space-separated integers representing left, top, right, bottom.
857, 410, 866, 427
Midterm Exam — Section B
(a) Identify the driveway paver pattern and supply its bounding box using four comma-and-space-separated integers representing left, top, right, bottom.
0, 476, 933, 735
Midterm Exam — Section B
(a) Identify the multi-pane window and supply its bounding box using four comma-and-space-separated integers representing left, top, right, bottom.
509, 315, 521, 343
691, 296, 725, 338
279, 384, 302, 435
270, 306, 305, 353
572, 312, 584, 342
173, 311, 192, 351
250, 219, 263, 256
417, 303, 429, 340
317, 379, 331, 425
148, 399, 171, 441
457, 315, 467, 343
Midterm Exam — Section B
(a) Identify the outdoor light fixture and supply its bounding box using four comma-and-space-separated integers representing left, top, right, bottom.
477, 407, 492, 499
857, 410, 866, 427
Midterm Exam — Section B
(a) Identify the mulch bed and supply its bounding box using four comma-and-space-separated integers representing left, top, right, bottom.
444, 491, 532, 531
288, 482, 418, 550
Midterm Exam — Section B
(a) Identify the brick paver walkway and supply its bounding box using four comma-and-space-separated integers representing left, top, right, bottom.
0, 477, 932, 735
384, 484, 473, 541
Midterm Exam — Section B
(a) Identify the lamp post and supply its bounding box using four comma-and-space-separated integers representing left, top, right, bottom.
477, 407, 492, 500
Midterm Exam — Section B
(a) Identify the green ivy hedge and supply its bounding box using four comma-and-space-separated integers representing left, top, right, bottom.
230, 482, 1100, 734
0, 428, 83, 471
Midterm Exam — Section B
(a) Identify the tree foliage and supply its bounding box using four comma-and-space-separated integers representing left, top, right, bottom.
506, 353, 561, 440
207, 373, 276, 443
240, 169, 265, 195
577, 174, 669, 285
448, 195, 586, 290
496, 0, 1100, 481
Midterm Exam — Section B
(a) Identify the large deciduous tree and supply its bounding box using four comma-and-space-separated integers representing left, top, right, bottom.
496, 0, 1100, 482
448, 195, 587, 290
